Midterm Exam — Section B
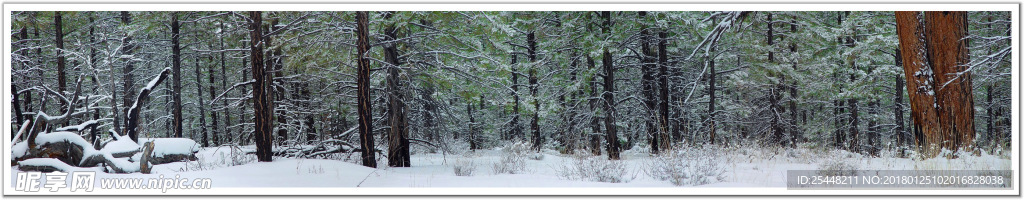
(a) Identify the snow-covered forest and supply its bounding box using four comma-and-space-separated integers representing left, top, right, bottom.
9, 11, 1012, 188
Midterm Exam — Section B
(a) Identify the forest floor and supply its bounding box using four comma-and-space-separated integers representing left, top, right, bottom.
10, 143, 1012, 188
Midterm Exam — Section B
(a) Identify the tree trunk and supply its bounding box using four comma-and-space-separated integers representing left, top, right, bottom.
528, 31, 541, 151
13, 84, 24, 129
767, 12, 774, 63
600, 12, 620, 160
894, 49, 907, 156
383, 12, 410, 167
657, 31, 671, 151
121, 11, 134, 136
268, 17, 287, 145
219, 20, 232, 145
587, 55, 602, 156
195, 58, 209, 147
249, 11, 273, 162
708, 53, 716, 145
209, 55, 220, 146
868, 100, 878, 156
511, 52, 521, 141
171, 12, 183, 138
126, 69, 171, 143
355, 11, 376, 168
468, 103, 477, 150
986, 85, 993, 147
894, 11, 975, 158
639, 11, 659, 153
789, 15, 799, 148
848, 96, 859, 151
54, 11, 67, 113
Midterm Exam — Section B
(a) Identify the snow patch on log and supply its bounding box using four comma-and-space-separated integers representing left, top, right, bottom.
101, 137, 141, 158
18, 158, 103, 173
138, 138, 200, 164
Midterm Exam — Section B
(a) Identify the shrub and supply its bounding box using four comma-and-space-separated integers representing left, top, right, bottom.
644, 145, 727, 186
492, 142, 529, 174
815, 152, 861, 176
559, 154, 635, 183
452, 159, 476, 176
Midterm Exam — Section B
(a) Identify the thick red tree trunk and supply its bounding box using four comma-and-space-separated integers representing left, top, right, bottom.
894, 11, 975, 158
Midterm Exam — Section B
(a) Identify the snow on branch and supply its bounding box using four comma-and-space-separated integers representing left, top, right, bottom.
688, 11, 751, 61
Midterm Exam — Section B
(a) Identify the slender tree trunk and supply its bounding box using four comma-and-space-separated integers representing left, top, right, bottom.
600, 11, 620, 160
511, 53, 521, 141
639, 11, 659, 153
766, 12, 783, 146
986, 85, 994, 148
528, 31, 541, 151
894, 11, 975, 158
18, 26, 33, 117
868, 100, 878, 156
468, 103, 477, 150
767, 12, 774, 63
422, 84, 437, 143
789, 15, 799, 148
249, 11, 273, 162
355, 11, 376, 168
219, 20, 232, 145
587, 55, 602, 156
172, 12, 183, 138
383, 12, 410, 167
195, 58, 209, 147
13, 84, 24, 128
54, 12, 67, 113
708, 52, 716, 145
848, 94, 859, 151
894, 49, 907, 156
120, 11, 135, 140
209, 56, 220, 146
657, 31, 671, 151
268, 17, 284, 144
88, 13, 98, 145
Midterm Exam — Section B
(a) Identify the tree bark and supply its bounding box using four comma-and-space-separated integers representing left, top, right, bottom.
587, 55, 602, 156
894, 11, 975, 158
120, 12, 134, 136
600, 11, 620, 160
219, 20, 232, 145
528, 31, 541, 151
13, 84, 24, 129
788, 15, 799, 147
172, 12, 183, 138
894, 49, 907, 155
657, 31, 671, 151
708, 53, 716, 145
511, 52, 521, 141
195, 58, 209, 147
54, 12, 67, 113
209, 55, 220, 146
249, 11, 273, 162
355, 11, 376, 168
383, 12, 410, 167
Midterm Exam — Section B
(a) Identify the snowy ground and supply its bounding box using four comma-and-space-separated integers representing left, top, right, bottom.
10, 143, 1012, 188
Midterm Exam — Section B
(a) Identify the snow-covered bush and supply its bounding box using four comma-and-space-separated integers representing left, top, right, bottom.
559, 153, 635, 183
815, 151, 861, 176
644, 145, 726, 186
452, 159, 476, 176
492, 142, 529, 174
